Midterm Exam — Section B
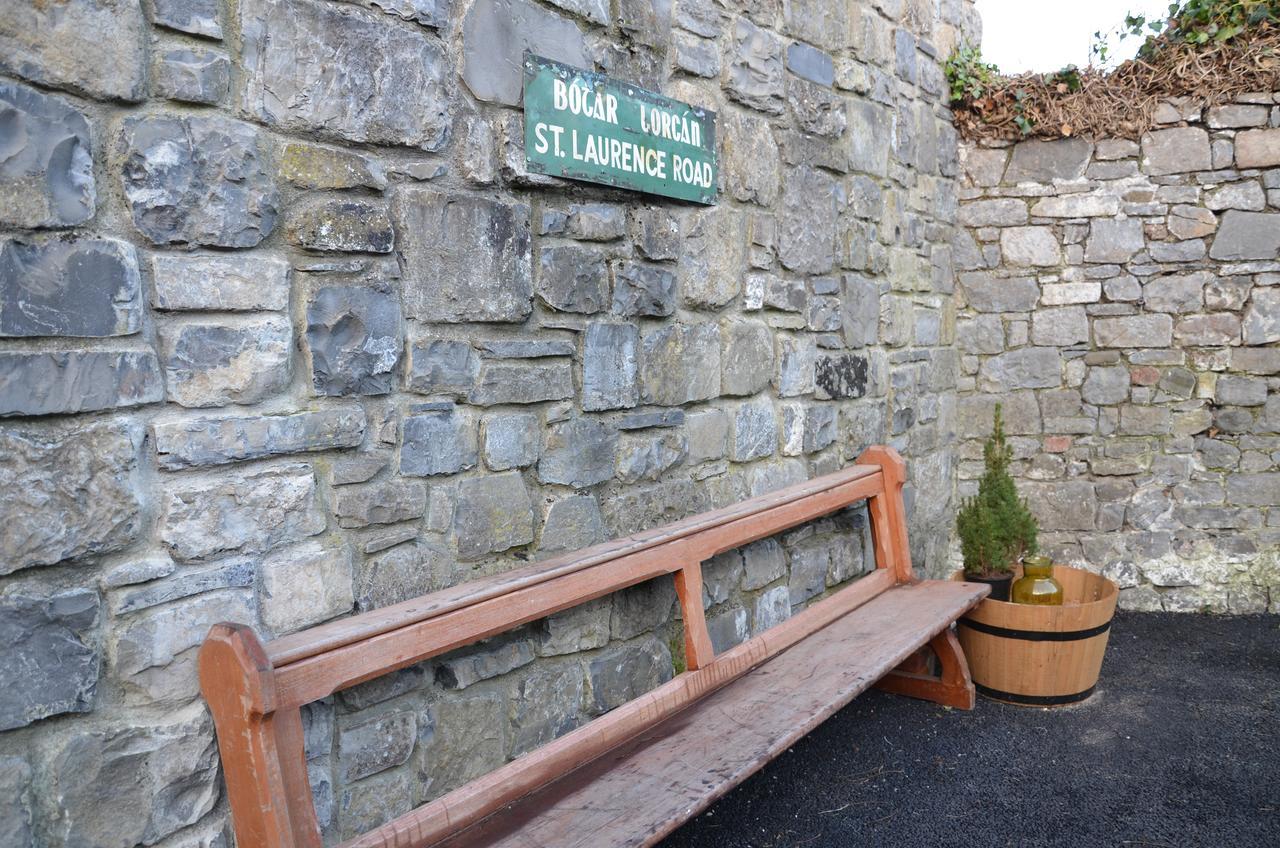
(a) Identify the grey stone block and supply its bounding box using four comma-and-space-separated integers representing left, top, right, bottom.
788, 542, 829, 606
586, 639, 672, 714
153, 48, 230, 104
339, 711, 416, 781
153, 0, 224, 37
0, 756, 33, 848
461, 0, 589, 106
616, 430, 687, 483
679, 205, 747, 308
401, 405, 478, 477
787, 41, 834, 86
1141, 127, 1212, 175
0, 590, 99, 730
1085, 219, 1145, 263
510, 665, 583, 757
1209, 211, 1280, 260
1001, 226, 1060, 267
288, 198, 395, 253
470, 360, 574, 405
1082, 366, 1130, 405
453, 472, 535, 559
538, 417, 618, 488
0, 81, 94, 228
1234, 128, 1280, 168
122, 114, 278, 248
538, 245, 609, 314
1, 237, 139, 337
0, 0, 147, 102
261, 540, 355, 633
721, 320, 775, 396
159, 318, 292, 408
408, 340, 479, 396
1094, 314, 1174, 348
159, 463, 324, 561
540, 495, 606, 555
0, 421, 143, 573
47, 713, 219, 848
583, 322, 639, 411
641, 323, 721, 405
241, 0, 449, 148
1022, 481, 1098, 531
567, 203, 625, 241
482, 413, 540, 471
959, 273, 1039, 312
333, 480, 427, 528
478, 339, 576, 359
778, 165, 838, 274
725, 17, 785, 114
706, 607, 749, 653
611, 261, 676, 317
151, 253, 290, 312
729, 398, 777, 462
307, 285, 403, 396
0, 350, 162, 417
1243, 288, 1280, 345
753, 584, 791, 633
398, 189, 533, 323
1004, 138, 1093, 182
154, 405, 365, 469
979, 348, 1061, 391
686, 408, 728, 463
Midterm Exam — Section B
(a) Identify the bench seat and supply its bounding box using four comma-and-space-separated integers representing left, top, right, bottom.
200, 447, 989, 848
437, 580, 986, 848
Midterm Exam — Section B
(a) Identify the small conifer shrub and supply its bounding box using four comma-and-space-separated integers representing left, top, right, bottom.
956, 404, 1039, 578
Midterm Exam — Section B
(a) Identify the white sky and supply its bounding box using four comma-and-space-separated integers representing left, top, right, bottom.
975, 0, 1173, 73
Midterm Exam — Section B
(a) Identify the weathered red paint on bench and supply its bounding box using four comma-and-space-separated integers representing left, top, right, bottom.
198, 446, 986, 848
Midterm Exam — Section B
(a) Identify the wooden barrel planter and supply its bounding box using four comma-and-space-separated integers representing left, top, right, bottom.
953, 565, 1118, 707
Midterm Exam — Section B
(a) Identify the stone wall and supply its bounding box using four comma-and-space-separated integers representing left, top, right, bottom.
0, 0, 979, 843
955, 96, 1280, 615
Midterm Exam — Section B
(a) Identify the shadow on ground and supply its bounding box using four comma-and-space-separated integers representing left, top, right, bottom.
659, 612, 1280, 848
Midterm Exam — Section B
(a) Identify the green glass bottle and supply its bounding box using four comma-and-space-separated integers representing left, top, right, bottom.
1012, 555, 1063, 606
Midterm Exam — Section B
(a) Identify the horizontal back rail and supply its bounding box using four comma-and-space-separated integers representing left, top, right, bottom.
267, 464, 882, 667
270, 465, 887, 709
200, 448, 913, 848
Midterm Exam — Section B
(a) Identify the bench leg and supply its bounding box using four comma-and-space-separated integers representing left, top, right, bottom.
874, 627, 976, 710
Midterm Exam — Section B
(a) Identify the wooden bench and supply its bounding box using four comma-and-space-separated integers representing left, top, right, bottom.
199, 446, 988, 848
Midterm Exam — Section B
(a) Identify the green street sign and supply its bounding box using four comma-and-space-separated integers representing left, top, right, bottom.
522, 53, 718, 205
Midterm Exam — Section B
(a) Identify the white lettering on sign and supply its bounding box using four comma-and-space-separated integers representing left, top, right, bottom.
638, 103, 702, 148
552, 78, 619, 125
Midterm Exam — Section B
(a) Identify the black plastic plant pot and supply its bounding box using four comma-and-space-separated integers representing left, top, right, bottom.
964, 572, 1013, 602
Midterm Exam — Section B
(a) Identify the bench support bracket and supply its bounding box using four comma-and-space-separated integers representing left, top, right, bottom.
874, 627, 976, 710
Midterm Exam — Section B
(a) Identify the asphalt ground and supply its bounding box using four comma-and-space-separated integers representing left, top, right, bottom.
659, 611, 1280, 848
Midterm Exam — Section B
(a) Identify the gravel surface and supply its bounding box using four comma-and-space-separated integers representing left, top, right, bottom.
659, 612, 1280, 848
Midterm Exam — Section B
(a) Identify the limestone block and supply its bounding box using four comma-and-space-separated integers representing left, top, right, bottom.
1, 237, 138, 337
401, 404, 479, 477
159, 318, 292, 408
261, 540, 355, 633
0, 81, 95, 228
397, 189, 533, 323
0, 0, 147, 101
151, 252, 290, 312
122, 114, 278, 248
0, 591, 99, 730
154, 405, 365, 469
461, 0, 589, 106
241, 0, 449, 147
0, 350, 162, 417
453, 472, 535, 559
159, 464, 325, 561
307, 285, 403, 396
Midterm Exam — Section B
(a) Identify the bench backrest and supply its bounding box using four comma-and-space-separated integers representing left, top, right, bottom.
199, 447, 914, 848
